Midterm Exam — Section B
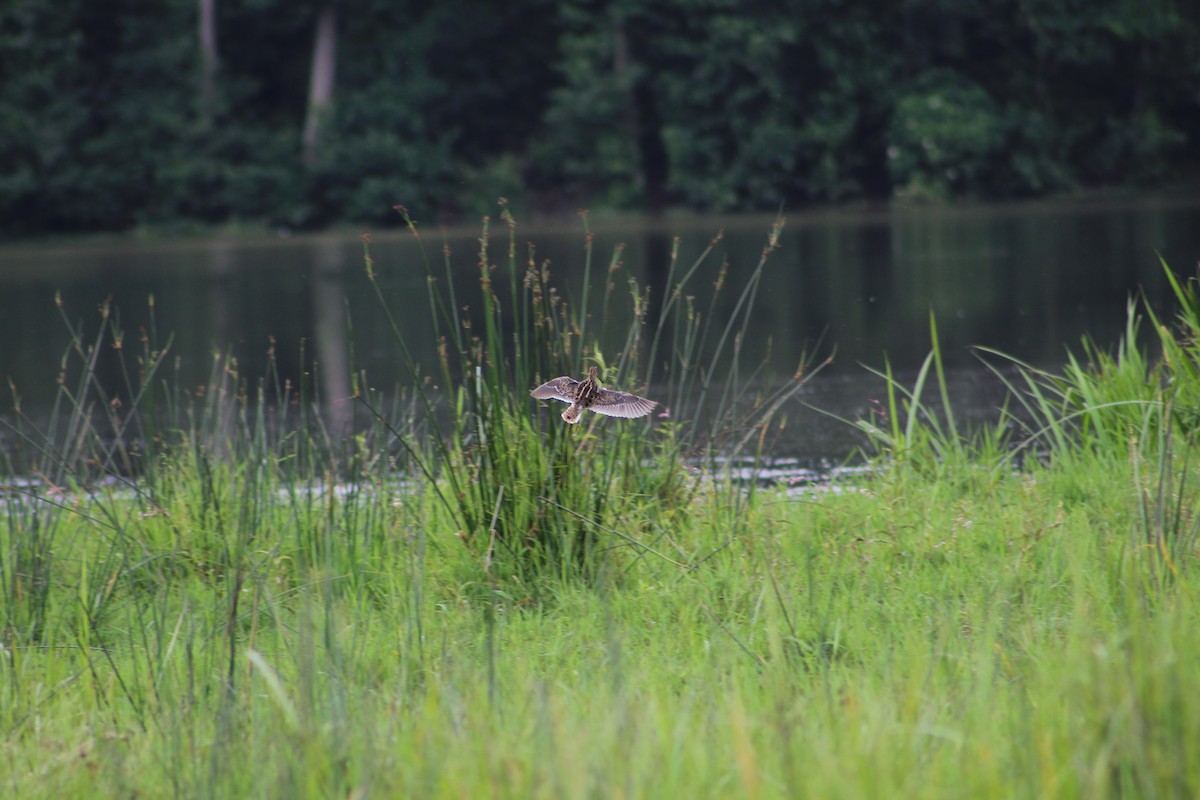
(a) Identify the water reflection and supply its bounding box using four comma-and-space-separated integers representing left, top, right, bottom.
1, 197, 1198, 460
311, 237, 353, 437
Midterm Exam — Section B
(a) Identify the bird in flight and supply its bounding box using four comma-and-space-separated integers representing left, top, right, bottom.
531, 366, 657, 424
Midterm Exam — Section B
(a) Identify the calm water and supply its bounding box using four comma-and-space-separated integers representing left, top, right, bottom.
2, 197, 1199, 463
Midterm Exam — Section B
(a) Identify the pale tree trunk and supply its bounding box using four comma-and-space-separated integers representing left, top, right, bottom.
303, 4, 338, 169
198, 0, 218, 118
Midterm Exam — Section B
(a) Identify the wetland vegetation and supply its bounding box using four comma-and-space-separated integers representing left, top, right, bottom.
2, 213, 1199, 797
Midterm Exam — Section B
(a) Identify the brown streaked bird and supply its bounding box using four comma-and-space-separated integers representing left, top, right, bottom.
530, 366, 657, 424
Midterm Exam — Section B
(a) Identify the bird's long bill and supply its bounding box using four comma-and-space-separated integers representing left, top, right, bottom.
561, 405, 583, 424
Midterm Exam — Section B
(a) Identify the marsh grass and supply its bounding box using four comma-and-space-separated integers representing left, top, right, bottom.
965, 262, 1200, 589
1, 227, 1199, 798
822, 311, 1014, 504
356, 203, 813, 587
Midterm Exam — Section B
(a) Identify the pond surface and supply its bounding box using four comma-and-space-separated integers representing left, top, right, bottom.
2, 197, 1199, 464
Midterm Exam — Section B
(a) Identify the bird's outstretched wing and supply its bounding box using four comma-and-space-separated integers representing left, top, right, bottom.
530, 377, 578, 404
588, 389, 657, 419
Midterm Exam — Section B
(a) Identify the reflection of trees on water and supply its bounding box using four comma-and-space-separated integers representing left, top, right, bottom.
311, 239, 352, 439
640, 226, 672, 343
204, 242, 238, 445
2, 201, 1197, 461
199, 237, 353, 441
207, 241, 236, 350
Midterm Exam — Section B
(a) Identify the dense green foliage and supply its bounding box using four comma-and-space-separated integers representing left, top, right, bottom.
3, 0, 1200, 235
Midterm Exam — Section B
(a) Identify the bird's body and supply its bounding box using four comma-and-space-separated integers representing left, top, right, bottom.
530, 366, 657, 424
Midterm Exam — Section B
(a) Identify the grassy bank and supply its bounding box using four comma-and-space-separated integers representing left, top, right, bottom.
2, 215, 1198, 797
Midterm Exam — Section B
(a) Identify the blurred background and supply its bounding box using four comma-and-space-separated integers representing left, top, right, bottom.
2, 0, 1199, 231
2, 0, 1200, 460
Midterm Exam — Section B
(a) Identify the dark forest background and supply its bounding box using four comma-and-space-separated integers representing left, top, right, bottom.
3, 0, 1199, 236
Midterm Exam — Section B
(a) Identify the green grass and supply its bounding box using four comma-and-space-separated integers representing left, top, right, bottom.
3, 453, 1196, 797
2, 216, 1199, 797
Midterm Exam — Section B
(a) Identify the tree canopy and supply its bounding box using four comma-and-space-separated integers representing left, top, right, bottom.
2, 0, 1198, 234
